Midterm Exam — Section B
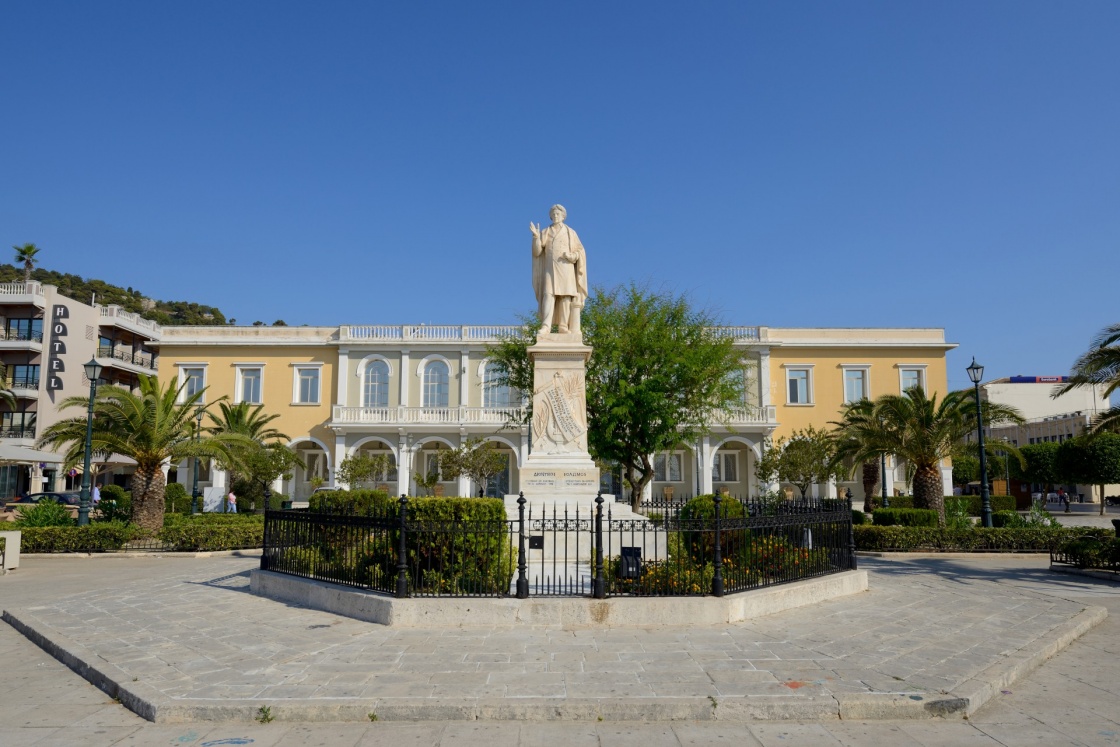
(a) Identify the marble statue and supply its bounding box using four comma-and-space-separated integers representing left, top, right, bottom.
530, 204, 588, 334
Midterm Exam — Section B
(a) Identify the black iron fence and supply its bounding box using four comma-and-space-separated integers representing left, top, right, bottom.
261, 493, 856, 599
1050, 534, 1120, 573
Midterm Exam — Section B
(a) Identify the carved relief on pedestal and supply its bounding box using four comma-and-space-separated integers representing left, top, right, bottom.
531, 370, 588, 455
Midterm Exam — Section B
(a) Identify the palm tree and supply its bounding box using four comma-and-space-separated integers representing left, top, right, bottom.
35, 375, 250, 531
831, 399, 882, 513
205, 402, 290, 505
0, 363, 17, 412
832, 387, 1023, 523
1055, 322, 1120, 434
12, 243, 40, 284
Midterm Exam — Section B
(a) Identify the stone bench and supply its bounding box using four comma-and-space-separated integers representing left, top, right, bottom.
0, 530, 21, 573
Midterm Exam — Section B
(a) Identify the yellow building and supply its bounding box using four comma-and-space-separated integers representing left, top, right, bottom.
155, 325, 955, 504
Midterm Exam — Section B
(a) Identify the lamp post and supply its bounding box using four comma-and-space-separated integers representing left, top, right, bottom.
190, 409, 203, 515
966, 357, 992, 528
77, 359, 103, 527
881, 452, 890, 508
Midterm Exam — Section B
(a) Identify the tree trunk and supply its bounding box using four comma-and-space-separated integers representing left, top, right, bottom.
913, 465, 945, 524
131, 463, 167, 533
1100, 483, 1106, 516
627, 460, 653, 511
861, 461, 879, 514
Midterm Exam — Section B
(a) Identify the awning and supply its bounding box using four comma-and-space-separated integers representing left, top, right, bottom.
0, 445, 67, 464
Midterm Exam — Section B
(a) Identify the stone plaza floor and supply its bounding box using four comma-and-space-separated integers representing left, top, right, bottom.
1, 552, 1119, 744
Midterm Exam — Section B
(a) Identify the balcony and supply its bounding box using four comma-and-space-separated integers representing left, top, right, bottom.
718, 405, 778, 426
0, 281, 45, 307
2, 377, 40, 397
332, 405, 525, 427
0, 427, 36, 440
98, 305, 161, 338
339, 325, 521, 343
96, 346, 158, 373
0, 328, 44, 352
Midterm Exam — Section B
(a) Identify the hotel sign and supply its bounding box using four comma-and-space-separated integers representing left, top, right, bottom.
46, 305, 68, 391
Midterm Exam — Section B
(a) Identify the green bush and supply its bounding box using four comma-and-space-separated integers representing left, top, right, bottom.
157, 517, 263, 551
884, 496, 914, 509
16, 523, 140, 552
679, 494, 747, 562
96, 485, 132, 524
946, 495, 1016, 515
11, 499, 75, 527
991, 510, 1024, 528
854, 525, 1112, 553
851, 510, 868, 525
164, 483, 191, 514
873, 508, 939, 527
309, 489, 393, 515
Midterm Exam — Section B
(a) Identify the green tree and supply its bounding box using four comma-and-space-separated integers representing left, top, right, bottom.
12, 243, 40, 283
1056, 433, 1120, 516
438, 438, 510, 497
204, 402, 289, 510
829, 387, 1022, 523
337, 452, 390, 488
1015, 441, 1061, 499
35, 376, 250, 531
234, 442, 303, 511
487, 284, 748, 509
1055, 322, 1120, 434
831, 399, 886, 512
755, 425, 844, 499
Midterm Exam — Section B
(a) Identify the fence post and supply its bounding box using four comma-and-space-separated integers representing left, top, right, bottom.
593, 491, 606, 599
260, 509, 271, 571
516, 492, 529, 598
846, 496, 858, 570
712, 492, 725, 597
396, 494, 409, 598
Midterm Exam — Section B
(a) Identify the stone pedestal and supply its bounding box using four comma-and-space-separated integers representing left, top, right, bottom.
521, 332, 598, 503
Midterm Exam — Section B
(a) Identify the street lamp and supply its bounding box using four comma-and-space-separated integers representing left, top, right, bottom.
77, 359, 103, 526
966, 357, 992, 528
881, 452, 890, 509
190, 409, 203, 515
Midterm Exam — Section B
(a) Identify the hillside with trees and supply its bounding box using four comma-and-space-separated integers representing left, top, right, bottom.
0, 264, 227, 326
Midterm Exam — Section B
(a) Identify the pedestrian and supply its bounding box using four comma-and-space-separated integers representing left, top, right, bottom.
227, 491, 236, 513
92, 484, 101, 505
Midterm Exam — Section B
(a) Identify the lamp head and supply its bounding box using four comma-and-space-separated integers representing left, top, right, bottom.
83, 358, 103, 382
966, 357, 984, 385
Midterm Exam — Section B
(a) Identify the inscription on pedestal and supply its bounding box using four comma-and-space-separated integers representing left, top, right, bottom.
522, 469, 599, 491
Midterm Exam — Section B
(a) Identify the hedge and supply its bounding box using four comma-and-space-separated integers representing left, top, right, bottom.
854, 525, 1113, 553
872, 508, 939, 527
309, 489, 393, 515
15, 523, 140, 553
157, 518, 263, 551
867, 496, 1016, 515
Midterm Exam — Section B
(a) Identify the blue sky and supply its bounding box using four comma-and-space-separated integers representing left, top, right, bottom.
2, 2, 1117, 393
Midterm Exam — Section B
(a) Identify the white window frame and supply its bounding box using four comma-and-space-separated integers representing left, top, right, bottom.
897, 365, 927, 394
234, 363, 264, 405
360, 357, 392, 408
782, 364, 814, 406
480, 360, 514, 408
653, 451, 685, 483
176, 363, 208, 403
421, 359, 451, 408
712, 450, 740, 483
291, 363, 323, 405
840, 364, 871, 404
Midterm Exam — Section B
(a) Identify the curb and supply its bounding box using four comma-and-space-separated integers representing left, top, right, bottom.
19, 549, 263, 559
3, 600, 1107, 724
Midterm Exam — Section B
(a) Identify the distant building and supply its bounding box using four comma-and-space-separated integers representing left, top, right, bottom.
0, 280, 159, 499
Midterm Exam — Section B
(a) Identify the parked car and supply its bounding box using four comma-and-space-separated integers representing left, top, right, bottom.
12, 491, 82, 506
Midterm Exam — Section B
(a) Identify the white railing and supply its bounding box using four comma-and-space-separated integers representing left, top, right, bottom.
333, 405, 525, 425
99, 305, 161, 333
340, 325, 521, 342
711, 326, 763, 342
719, 405, 777, 424
0, 281, 42, 296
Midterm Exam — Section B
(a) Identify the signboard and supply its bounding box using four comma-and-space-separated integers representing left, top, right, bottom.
1009, 376, 1068, 384
46, 305, 69, 391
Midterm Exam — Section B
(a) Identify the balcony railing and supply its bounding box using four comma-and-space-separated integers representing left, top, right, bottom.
339, 325, 765, 344
98, 305, 161, 334
3, 377, 40, 391
720, 405, 778, 424
333, 405, 525, 426
0, 427, 36, 439
0, 281, 43, 296
0, 329, 43, 343
96, 346, 158, 371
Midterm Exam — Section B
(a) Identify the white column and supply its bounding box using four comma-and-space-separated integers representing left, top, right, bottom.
758, 348, 772, 409
699, 436, 713, 495
459, 348, 469, 407
399, 349, 410, 408
940, 465, 953, 498
211, 468, 228, 490
518, 428, 530, 475
337, 347, 350, 406
334, 433, 349, 490
826, 477, 837, 499
396, 433, 411, 497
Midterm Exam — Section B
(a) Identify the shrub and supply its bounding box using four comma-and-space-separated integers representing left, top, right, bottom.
157, 517, 263, 551
96, 485, 132, 524
872, 508, 939, 527
12, 499, 75, 527
679, 494, 747, 562
309, 489, 393, 516
16, 523, 140, 553
164, 483, 191, 514
854, 525, 1111, 553
851, 510, 868, 525
944, 495, 1015, 515
991, 510, 1025, 528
